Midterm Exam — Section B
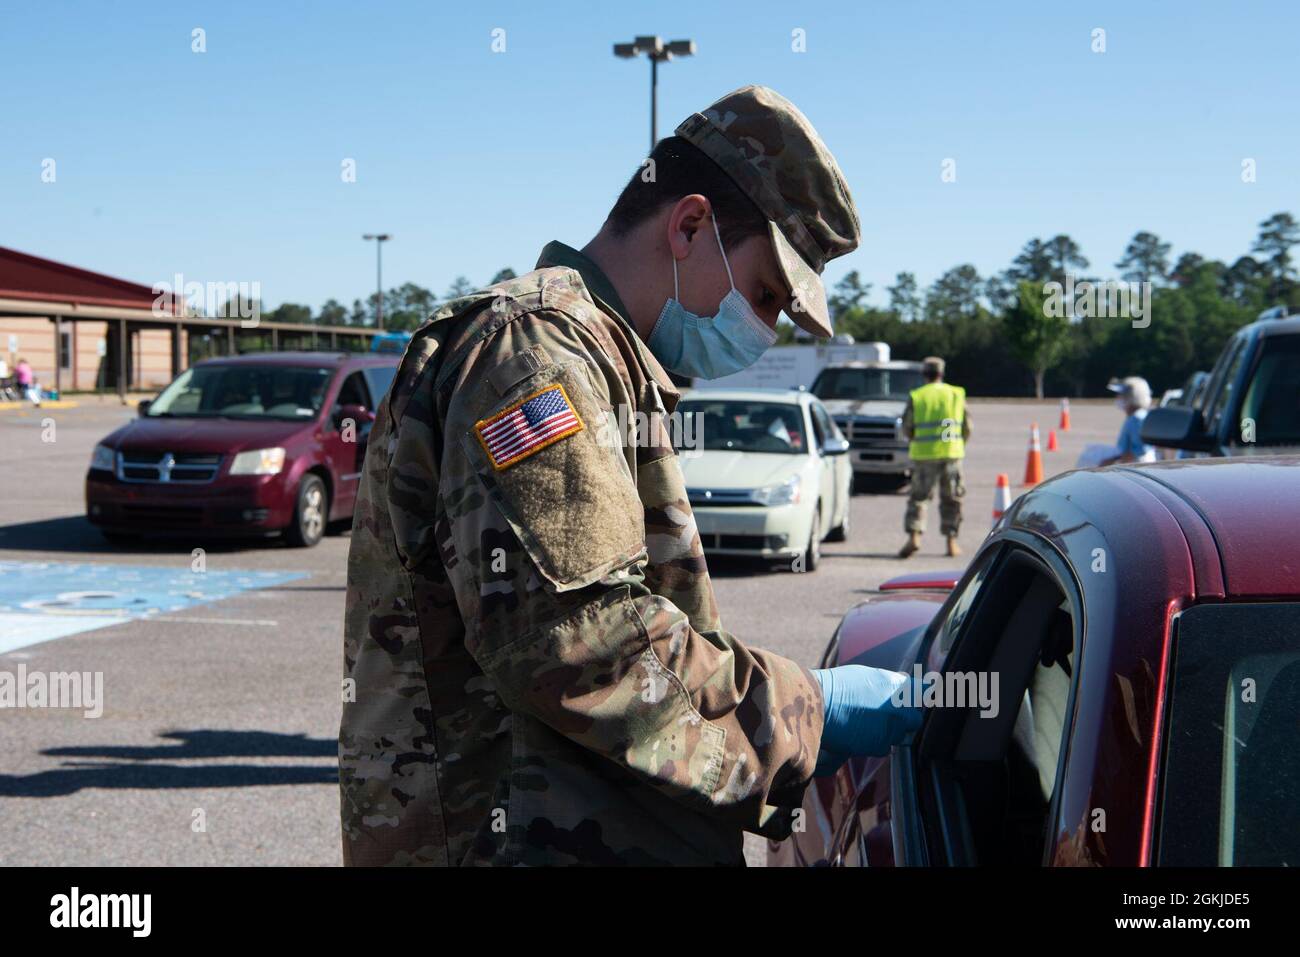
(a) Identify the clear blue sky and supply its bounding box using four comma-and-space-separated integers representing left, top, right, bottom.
3, 1, 1298, 313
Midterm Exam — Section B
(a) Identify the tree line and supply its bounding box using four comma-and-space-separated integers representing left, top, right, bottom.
255, 211, 1300, 397
259, 269, 518, 333
810, 211, 1299, 396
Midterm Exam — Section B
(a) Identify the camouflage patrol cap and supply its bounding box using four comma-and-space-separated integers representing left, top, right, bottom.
676, 85, 861, 338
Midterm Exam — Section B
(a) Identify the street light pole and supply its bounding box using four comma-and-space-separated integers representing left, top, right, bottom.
362, 233, 391, 331
614, 36, 695, 152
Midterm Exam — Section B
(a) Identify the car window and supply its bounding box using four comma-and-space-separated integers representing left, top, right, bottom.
915, 546, 1078, 866
363, 366, 397, 406
925, 548, 998, 674
1157, 603, 1300, 866
147, 364, 334, 421
808, 404, 826, 446
811, 402, 837, 446
335, 371, 371, 410
1203, 336, 1248, 436
1235, 334, 1300, 446
812, 367, 925, 400
677, 400, 807, 454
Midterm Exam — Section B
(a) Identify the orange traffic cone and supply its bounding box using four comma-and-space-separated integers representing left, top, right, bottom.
992, 473, 1011, 525
1059, 398, 1071, 432
1023, 423, 1044, 487
1047, 429, 1059, 451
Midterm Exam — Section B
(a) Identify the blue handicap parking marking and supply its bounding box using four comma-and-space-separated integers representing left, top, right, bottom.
0, 561, 306, 654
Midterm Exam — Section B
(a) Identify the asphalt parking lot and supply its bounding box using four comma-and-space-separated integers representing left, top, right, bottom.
0, 395, 1119, 865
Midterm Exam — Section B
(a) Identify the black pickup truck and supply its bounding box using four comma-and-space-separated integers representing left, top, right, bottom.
1142, 310, 1300, 456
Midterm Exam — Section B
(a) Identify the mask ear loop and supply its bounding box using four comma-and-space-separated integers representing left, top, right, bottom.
711, 215, 737, 291
672, 254, 680, 301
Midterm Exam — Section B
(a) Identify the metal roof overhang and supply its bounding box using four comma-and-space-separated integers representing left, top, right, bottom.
0, 295, 377, 338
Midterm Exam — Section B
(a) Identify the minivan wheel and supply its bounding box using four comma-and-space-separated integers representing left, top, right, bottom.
285, 475, 327, 548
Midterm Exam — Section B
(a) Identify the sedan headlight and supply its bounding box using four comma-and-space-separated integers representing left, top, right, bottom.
89, 444, 116, 471
229, 447, 286, 476
752, 475, 801, 506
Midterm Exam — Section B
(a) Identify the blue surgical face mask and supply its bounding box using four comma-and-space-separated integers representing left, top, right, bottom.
647, 216, 778, 379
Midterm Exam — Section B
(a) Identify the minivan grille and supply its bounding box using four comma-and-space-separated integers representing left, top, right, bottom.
117, 451, 222, 484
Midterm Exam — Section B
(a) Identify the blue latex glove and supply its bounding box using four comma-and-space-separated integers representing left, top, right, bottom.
812, 665, 922, 759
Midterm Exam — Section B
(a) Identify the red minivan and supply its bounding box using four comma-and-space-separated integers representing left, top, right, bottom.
85, 351, 398, 547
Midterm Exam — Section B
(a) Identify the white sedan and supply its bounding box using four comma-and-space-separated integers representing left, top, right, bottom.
676, 388, 854, 571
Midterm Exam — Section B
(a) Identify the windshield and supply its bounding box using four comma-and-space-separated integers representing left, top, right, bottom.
812, 367, 924, 400
1236, 335, 1300, 446
678, 400, 807, 454
1157, 602, 1300, 866
147, 365, 335, 421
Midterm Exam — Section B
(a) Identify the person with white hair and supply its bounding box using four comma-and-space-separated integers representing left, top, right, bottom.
1100, 376, 1156, 465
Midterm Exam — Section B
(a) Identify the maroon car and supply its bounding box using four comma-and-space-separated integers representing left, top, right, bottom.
86, 351, 397, 547
772, 457, 1300, 867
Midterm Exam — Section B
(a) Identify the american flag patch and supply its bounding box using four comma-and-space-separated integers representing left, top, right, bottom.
474, 383, 584, 470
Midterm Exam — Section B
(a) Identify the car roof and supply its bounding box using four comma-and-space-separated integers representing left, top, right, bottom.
1244, 313, 1300, 338
192, 350, 396, 369
819, 360, 923, 370
1118, 457, 1299, 597
680, 388, 812, 405
1019, 456, 1300, 599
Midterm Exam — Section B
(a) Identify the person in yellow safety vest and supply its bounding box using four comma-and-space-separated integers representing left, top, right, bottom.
898, 356, 970, 559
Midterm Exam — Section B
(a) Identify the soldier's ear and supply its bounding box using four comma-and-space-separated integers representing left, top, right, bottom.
666, 194, 711, 259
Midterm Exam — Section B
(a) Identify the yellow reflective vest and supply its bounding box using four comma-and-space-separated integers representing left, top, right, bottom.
908, 381, 966, 460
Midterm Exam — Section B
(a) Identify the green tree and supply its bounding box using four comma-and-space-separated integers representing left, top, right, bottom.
926, 265, 983, 320
1043, 234, 1089, 283
1116, 231, 1171, 285
445, 276, 474, 299
382, 282, 436, 331
263, 302, 313, 325
1220, 256, 1266, 306
318, 299, 348, 326
1252, 212, 1300, 287
1170, 252, 1206, 288
887, 271, 921, 322
829, 270, 871, 320
490, 268, 518, 284
1003, 281, 1071, 398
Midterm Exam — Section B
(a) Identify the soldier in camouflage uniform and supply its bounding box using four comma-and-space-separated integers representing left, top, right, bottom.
339, 86, 917, 866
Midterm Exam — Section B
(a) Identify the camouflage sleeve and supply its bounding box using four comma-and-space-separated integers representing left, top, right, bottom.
901, 397, 914, 440
963, 405, 971, 440
426, 311, 823, 837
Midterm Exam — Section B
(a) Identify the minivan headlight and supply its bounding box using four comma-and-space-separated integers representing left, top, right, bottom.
753, 475, 801, 506
229, 447, 286, 475
90, 444, 116, 471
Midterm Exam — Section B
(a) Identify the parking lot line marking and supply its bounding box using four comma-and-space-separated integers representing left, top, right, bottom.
143, 616, 279, 626
0, 612, 127, 655
0, 560, 306, 654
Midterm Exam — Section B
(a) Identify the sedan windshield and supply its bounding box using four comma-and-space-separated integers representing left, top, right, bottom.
678, 400, 807, 454
147, 365, 334, 421
812, 367, 924, 400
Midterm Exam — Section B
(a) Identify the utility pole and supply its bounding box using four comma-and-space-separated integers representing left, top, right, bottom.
613, 36, 696, 152
362, 233, 391, 330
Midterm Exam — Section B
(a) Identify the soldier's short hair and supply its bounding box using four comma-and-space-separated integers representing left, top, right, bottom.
605, 136, 770, 251
922, 356, 945, 380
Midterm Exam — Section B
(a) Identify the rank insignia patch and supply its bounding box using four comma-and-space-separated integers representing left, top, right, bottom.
475, 383, 584, 470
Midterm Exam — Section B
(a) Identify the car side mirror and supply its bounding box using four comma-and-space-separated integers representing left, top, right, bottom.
822, 436, 851, 456
335, 403, 375, 429
138, 399, 152, 417
1140, 406, 1215, 452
